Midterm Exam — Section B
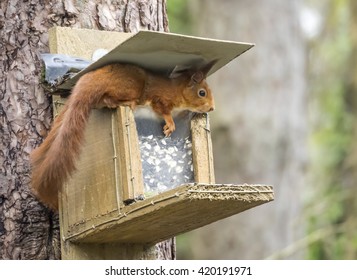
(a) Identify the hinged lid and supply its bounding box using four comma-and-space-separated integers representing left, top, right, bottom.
53, 30, 254, 90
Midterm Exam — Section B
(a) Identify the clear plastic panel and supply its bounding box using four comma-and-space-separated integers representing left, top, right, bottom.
134, 108, 194, 196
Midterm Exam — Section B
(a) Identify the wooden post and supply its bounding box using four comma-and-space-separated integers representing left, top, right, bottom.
116, 107, 144, 201
191, 113, 215, 184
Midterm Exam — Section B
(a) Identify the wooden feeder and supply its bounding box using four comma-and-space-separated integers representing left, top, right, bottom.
46, 27, 274, 259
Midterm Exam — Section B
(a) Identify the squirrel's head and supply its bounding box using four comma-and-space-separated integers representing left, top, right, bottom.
179, 60, 216, 113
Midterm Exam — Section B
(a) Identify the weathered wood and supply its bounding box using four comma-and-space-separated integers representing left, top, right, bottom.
116, 107, 144, 201
49, 27, 133, 61
62, 184, 274, 244
191, 113, 215, 183
61, 242, 157, 260
56, 104, 123, 236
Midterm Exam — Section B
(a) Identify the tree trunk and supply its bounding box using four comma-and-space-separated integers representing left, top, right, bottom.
0, 0, 170, 260
185, 0, 307, 259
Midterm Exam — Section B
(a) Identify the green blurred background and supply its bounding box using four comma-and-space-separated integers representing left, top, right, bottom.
167, 0, 357, 260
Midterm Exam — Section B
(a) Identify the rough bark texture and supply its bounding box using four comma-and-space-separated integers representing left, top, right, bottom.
186, 0, 307, 259
0, 0, 170, 260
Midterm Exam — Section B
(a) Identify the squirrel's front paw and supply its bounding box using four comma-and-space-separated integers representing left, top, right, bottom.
163, 123, 175, 137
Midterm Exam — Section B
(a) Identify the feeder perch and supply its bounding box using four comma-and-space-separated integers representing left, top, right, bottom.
46, 27, 274, 259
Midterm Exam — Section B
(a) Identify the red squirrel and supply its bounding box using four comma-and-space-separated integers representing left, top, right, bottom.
31, 62, 215, 210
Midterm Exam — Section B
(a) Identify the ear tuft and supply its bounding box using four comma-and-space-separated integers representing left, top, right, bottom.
191, 71, 204, 84
190, 60, 217, 84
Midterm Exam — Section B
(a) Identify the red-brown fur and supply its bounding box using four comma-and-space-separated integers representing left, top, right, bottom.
30, 63, 215, 210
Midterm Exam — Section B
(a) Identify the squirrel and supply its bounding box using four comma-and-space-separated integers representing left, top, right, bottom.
30, 61, 216, 210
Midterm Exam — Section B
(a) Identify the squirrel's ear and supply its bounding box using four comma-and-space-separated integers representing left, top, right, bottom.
191, 71, 204, 84
190, 60, 217, 84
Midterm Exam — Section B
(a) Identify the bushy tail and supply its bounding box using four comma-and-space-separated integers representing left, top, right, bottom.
30, 90, 93, 210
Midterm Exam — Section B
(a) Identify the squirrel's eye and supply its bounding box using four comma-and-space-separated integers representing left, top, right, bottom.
198, 89, 207, 98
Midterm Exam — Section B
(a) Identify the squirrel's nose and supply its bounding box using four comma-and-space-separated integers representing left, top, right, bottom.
209, 107, 215, 112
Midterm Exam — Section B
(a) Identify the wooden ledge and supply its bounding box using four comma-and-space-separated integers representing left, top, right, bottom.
64, 184, 274, 244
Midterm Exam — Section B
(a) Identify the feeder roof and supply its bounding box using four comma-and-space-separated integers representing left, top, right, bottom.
57, 30, 254, 90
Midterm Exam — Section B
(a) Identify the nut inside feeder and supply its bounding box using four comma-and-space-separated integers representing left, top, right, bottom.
135, 108, 195, 196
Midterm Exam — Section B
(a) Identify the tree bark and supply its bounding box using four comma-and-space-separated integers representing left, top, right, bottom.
0, 0, 170, 260
186, 0, 307, 259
